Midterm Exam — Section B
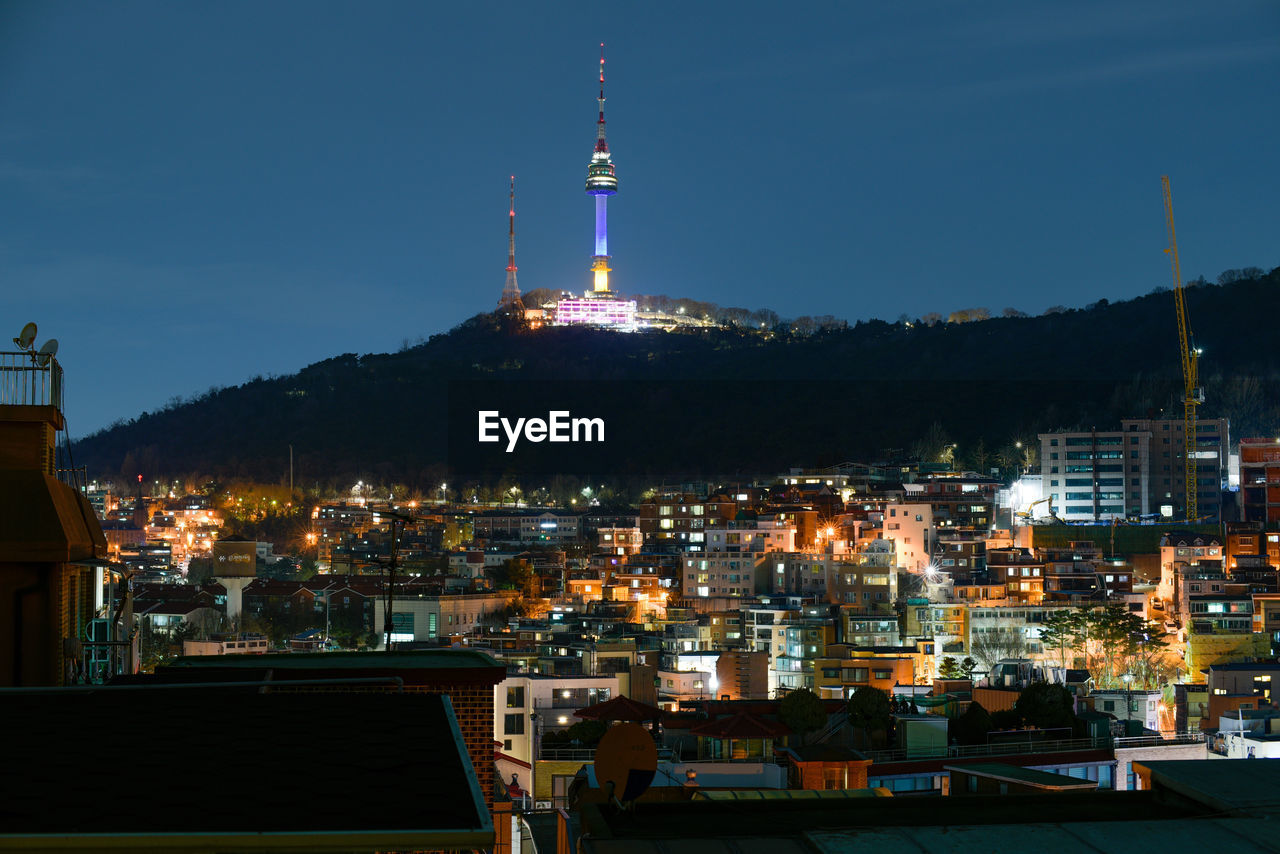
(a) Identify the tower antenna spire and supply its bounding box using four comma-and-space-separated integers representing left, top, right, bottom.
499, 175, 522, 307
596, 43, 607, 150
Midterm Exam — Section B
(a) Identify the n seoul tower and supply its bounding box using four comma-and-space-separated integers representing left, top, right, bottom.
499, 176, 522, 308
585, 44, 618, 295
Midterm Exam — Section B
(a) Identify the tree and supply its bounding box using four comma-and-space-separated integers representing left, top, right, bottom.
1046, 604, 1174, 690
951, 701, 993, 745
910, 421, 952, 465
186, 558, 216, 586
779, 688, 827, 745
1038, 610, 1077, 671
1013, 682, 1078, 732
846, 686, 892, 748
938, 657, 962, 679
491, 559, 534, 597
948, 307, 990, 323
541, 719, 608, 747
960, 657, 977, 680
969, 628, 1028, 674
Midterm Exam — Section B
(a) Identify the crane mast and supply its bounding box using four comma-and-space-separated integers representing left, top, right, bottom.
1162, 175, 1203, 521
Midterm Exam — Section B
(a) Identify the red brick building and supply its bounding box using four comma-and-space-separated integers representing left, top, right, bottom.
1240, 438, 1280, 526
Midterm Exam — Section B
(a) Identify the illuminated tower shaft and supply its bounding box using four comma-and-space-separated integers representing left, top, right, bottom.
499, 176, 522, 307
585, 44, 617, 294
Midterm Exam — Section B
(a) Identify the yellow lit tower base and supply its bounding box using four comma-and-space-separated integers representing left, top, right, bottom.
591, 255, 612, 295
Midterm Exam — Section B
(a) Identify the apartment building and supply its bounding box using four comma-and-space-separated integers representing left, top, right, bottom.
903, 474, 998, 530
880, 503, 933, 571
491, 676, 616, 773
1156, 531, 1225, 620
472, 510, 581, 544
988, 548, 1046, 605
681, 519, 796, 601
638, 492, 738, 551
1037, 417, 1228, 522
1239, 438, 1280, 525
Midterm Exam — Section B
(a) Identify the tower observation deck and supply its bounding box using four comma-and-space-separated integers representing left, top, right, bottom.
585, 45, 617, 295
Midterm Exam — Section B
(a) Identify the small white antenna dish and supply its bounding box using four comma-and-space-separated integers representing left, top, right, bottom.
34, 339, 58, 367
14, 322, 37, 350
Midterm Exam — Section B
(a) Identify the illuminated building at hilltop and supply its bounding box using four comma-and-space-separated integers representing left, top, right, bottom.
553, 45, 637, 330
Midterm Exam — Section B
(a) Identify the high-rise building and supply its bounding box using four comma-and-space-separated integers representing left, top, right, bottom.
1037, 417, 1228, 522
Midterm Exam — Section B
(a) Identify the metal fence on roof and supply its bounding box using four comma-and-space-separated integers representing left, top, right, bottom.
0, 351, 63, 411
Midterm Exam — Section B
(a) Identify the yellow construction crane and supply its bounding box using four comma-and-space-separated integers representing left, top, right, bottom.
1162, 175, 1204, 521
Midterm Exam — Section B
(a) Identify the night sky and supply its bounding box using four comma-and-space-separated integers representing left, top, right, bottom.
2, 1, 1277, 436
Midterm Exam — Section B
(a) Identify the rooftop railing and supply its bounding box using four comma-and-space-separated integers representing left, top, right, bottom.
864, 735, 1111, 764
0, 351, 63, 411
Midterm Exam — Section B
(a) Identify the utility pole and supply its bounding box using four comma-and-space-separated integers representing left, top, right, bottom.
384, 517, 400, 651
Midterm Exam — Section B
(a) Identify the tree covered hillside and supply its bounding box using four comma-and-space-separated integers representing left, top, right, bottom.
74, 267, 1280, 487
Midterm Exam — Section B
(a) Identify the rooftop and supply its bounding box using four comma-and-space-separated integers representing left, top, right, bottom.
944, 762, 1098, 790
576, 759, 1280, 854
0, 691, 491, 851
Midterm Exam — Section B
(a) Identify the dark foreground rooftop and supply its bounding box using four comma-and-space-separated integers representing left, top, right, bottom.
0, 690, 491, 852
577, 759, 1280, 854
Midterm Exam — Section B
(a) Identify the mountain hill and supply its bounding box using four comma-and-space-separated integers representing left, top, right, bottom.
74, 268, 1280, 488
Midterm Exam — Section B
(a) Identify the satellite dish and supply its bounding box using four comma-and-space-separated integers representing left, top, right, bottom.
13, 322, 37, 350
34, 339, 58, 367
592, 722, 657, 805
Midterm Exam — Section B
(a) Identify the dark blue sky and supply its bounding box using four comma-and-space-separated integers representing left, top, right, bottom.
2, 1, 1277, 435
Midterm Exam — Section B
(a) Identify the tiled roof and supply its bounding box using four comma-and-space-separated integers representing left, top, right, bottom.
689, 711, 790, 739
574, 695, 663, 722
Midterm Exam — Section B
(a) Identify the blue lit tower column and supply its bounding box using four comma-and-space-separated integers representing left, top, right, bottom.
585, 44, 617, 295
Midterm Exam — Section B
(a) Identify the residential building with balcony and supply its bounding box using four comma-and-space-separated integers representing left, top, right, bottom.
840, 608, 903, 648
773, 609, 838, 695
1157, 531, 1225, 620
988, 548, 1046, 604
813, 651, 916, 700
1239, 437, 1280, 525
903, 473, 997, 530
495, 672, 618, 769
933, 527, 989, 584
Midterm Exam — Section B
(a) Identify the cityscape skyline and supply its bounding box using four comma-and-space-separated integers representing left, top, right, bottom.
7, 5, 1280, 848
1, 2, 1277, 435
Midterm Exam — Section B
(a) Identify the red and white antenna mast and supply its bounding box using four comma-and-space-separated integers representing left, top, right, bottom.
499, 175, 522, 307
